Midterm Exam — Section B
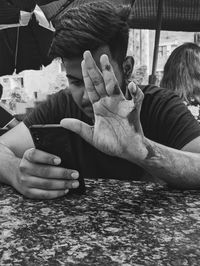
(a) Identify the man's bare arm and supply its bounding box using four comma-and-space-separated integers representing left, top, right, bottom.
126, 137, 200, 189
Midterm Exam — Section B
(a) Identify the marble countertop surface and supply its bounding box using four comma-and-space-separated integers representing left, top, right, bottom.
1, 179, 200, 266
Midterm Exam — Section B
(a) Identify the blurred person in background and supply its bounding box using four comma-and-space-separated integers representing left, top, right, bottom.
160, 42, 200, 121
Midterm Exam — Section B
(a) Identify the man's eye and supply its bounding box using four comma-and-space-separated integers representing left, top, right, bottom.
70, 80, 83, 86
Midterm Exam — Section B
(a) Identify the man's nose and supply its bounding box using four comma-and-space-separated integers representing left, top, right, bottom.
82, 89, 90, 101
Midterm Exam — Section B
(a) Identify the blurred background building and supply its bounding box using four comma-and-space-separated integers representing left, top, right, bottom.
128, 29, 200, 85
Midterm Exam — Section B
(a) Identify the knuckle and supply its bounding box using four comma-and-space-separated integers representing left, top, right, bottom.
23, 189, 32, 199
106, 78, 115, 89
24, 148, 35, 161
42, 180, 54, 190
19, 164, 25, 173
65, 180, 72, 189
40, 166, 51, 178
92, 77, 101, 86
18, 175, 26, 185
62, 169, 69, 178
19, 160, 28, 173
86, 84, 94, 93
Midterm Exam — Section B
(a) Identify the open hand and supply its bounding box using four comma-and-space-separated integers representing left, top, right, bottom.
61, 51, 146, 161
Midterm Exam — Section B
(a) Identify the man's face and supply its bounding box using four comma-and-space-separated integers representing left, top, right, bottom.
63, 45, 123, 119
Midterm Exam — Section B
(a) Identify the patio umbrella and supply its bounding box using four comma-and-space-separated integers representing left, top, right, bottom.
0, 0, 88, 26
0, 0, 133, 77
0, 13, 54, 76
0, 0, 38, 25
130, 0, 200, 31
37, 0, 134, 26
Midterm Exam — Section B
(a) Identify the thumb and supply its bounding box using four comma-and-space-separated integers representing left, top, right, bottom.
128, 81, 144, 109
60, 118, 94, 145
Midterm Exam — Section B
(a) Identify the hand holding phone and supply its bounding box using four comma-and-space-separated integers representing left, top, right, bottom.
15, 147, 81, 199
29, 124, 86, 195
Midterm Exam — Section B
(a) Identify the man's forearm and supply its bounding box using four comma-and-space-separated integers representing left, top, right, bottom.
0, 143, 21, 186
127, 138, 200, 189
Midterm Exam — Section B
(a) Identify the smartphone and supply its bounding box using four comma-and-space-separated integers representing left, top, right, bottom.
29, 124, 86, 195
0, 103, 18, 129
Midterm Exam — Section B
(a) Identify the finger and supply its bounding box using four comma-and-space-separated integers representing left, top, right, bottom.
19, 175, 79, 190
83, 50, 108, 97
127, 82, 144, 133
20, 159, 79, 180
128, 82, 144, 108
81, 60, 100, 103
24, 188, 69, 200
100, 54, 122, 96
60, 118, 94, 146
23, 148, 61, 166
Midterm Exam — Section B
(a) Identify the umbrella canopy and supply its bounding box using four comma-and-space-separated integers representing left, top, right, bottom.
0, 0, 20, 25
0, 0, 134, 26
130, 0, 200, 32
0, 0, 132, 77
1, 0, 200, 32
0, 13, 53, 76
0, 0, 62, 26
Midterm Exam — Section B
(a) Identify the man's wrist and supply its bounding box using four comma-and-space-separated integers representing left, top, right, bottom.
122, 135, 150, 163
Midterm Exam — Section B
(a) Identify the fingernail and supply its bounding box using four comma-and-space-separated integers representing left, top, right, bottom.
53, 157, 61, 165
71, 172, 79, 179
84, 50, 90, 56
102, 54, 109, 61
72, 181, 79, 189
64, 189, 69, 194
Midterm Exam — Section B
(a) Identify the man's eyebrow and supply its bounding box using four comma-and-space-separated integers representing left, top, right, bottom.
66, 74, 82, 81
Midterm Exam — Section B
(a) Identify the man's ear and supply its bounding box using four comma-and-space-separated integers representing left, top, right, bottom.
123, 56, 135, 81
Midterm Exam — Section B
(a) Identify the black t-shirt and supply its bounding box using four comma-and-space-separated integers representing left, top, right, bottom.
23, 86, 200, 180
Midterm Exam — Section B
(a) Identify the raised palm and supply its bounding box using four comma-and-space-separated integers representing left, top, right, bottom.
61, 51, 144, 160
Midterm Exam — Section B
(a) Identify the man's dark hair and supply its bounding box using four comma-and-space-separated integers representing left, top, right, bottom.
49, 1, 130, 66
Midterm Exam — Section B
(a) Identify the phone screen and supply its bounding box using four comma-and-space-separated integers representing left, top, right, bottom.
29, 124, 86, 195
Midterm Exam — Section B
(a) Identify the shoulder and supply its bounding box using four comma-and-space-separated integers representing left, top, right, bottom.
47, 89, 71, 105
41, 88, 76, 115
141, 84, 178, 99
141, 84, 184, 112
23, 89, 79, 126
140, 84, 200, 149
34, 88, 74, 118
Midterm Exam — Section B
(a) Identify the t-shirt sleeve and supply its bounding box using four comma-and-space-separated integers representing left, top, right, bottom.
141, 88, 200, 149
23, 90, 72, 128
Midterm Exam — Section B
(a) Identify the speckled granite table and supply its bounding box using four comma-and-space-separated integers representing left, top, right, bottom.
1, 179, 200, 266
